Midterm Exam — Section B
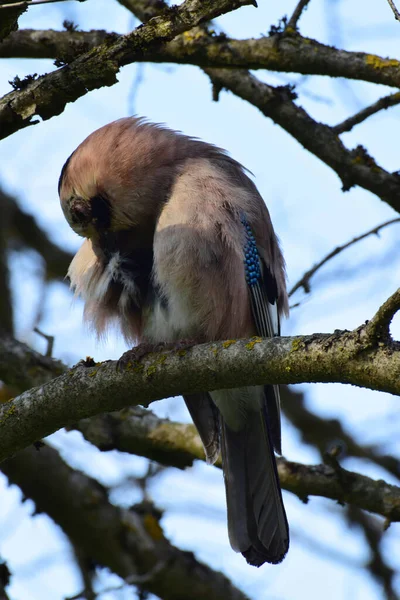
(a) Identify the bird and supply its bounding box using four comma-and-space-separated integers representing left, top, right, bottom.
58, 116, 289, 566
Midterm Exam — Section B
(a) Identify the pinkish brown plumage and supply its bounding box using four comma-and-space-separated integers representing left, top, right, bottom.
59, 117, 289, 566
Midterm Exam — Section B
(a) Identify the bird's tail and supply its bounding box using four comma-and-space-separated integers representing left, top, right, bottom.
220, 395, 289, 566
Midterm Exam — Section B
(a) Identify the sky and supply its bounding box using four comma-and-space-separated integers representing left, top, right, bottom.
0, 0, 399, 599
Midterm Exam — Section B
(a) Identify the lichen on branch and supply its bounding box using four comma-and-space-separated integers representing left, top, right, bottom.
1, 288, 400, 465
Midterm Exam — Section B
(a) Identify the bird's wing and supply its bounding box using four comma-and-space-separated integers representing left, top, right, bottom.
152, 158, 289, 565
241, 214, 282, 453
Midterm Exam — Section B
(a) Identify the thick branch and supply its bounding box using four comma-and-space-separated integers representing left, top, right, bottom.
3, 29, 400, 92
74, 406, 208, 468
0, 333, 65, 392
205, 68, 400, 213
73, 406, 400, 521
0, 0, 254, 140
0, 2, 26, 43
2, 296, 400, 464
0, 28, 110, 59
3, 34, 400, 211
2, 333, 399, 519
1, 444, 248, 600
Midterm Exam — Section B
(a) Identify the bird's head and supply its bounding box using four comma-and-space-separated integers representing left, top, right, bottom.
60, 187, 112, 240
58, 117, 184, 242
58, 138, 117, 240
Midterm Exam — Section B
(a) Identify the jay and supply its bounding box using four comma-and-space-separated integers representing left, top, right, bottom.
58, 117, 289, 566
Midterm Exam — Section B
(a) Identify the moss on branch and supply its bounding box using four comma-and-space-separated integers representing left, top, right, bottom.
1, 292, 400, 466
2, 309, 400, 521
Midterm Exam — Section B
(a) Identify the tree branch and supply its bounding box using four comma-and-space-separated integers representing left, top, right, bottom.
333, 91, 400, 135
0, 333, 65, 392
116, 0, 166, 21
0, 2, 26, 44
0, 0, 84, 8
0, 192, 13, 335
346, 506, 397, 600
386, 0, 400, 21
2, 288, 400, 464
1, 187, 73, 281
289, 218, 400, 297
281, 388, 400, 482
73, 406, 209, 468
204, 68, 400, 214
1, 444, 248, 600
1, 331, 400, 520
0, 0, 255, 140
365, 287, 400, 343
0, 559, 11, 600
72, 405, 400, 522
0, 28, 110, 60
2, 28, 400, 93
286, 0, 311, 31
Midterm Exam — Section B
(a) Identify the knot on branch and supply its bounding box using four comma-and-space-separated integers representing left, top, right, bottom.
275, 83, 298, 102
365, 288, 400, 345
350, 145, 382, 171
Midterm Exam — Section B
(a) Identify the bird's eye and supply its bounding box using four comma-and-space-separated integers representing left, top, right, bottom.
70, 199, 92, 225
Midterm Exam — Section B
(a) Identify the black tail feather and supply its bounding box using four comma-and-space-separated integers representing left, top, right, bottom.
220, 403, 289, 566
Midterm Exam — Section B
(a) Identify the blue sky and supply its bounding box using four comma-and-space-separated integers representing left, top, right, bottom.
0, 1, 399, 598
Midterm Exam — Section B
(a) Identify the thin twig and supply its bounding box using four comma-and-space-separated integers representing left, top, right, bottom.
387, 0, 400, 21
286, 0, 311, 30
333, 91, 400, 134
33, 327, 54, 357
289, 218, 400, 297
0, 0, 83, 9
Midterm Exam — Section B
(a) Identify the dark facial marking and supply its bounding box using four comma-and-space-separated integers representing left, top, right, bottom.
58, 151, 75, 195
91, 195, 111, 230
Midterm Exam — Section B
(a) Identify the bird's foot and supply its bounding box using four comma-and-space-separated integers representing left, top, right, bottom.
117, 342, 161, 371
